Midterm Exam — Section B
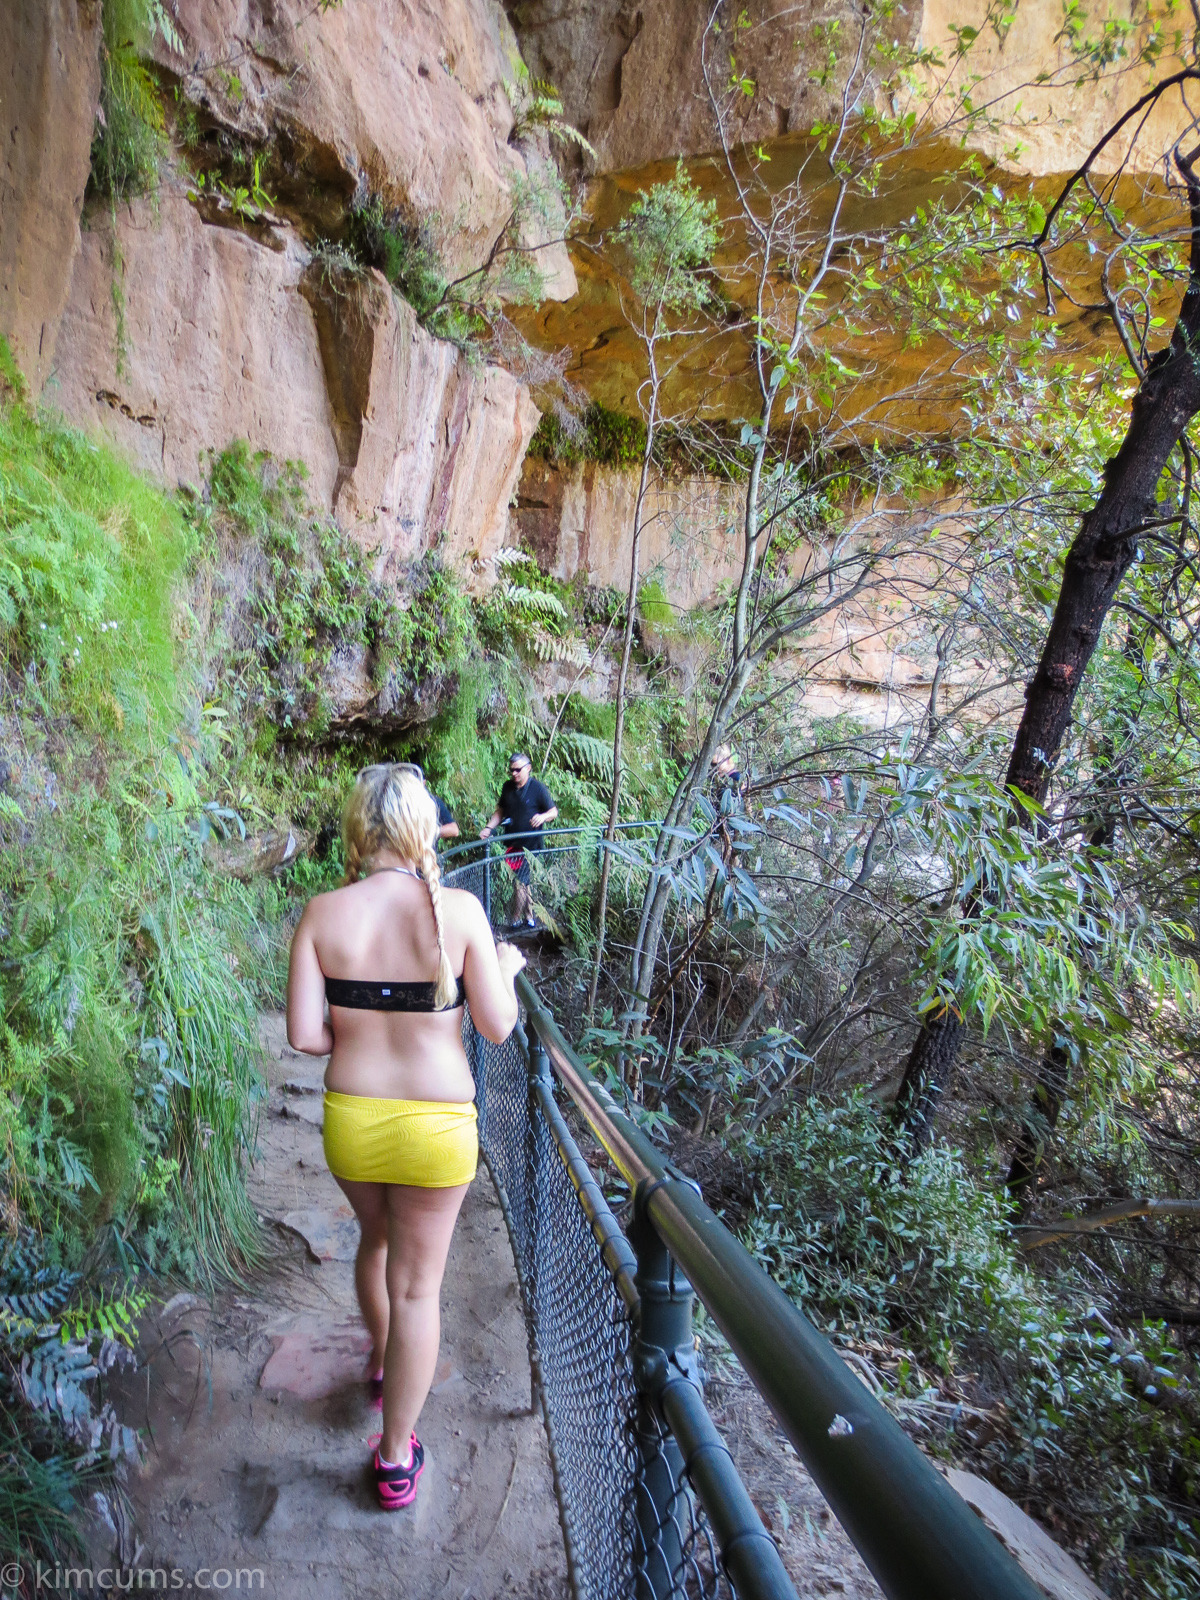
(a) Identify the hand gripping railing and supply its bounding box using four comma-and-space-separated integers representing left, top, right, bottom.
514, 977, 1043, 1600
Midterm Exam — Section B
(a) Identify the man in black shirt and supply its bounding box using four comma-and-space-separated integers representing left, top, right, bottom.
434, 794, 460, 842
480, 752, 557, 927
401, 760, 459, 844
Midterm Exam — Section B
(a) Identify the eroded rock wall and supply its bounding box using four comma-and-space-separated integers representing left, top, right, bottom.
512, 452, 1017, 729
513, 457, 745, 605
509, 0, 1183, 179
52, 190, 538, 575
0, 0, 101, 394
158, 0, 574, 289
29, 0, 564, 573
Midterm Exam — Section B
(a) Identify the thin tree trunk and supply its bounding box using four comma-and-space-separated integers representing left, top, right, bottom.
1004, 799, 1120, 1206
893, 140, 1200, 1148
1004, 1040, 1071, 1209
587, 379, 659, 1019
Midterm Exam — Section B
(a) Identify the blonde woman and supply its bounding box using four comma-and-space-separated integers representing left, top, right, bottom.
286, 763, 525, 1510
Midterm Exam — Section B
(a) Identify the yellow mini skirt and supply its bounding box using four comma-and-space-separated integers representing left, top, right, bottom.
322, 1091, 479, 1188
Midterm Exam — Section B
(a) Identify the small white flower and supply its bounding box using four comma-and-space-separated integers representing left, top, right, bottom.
73, 648, 81, 658
40, 623, 47, 630
76, 634, 82, 643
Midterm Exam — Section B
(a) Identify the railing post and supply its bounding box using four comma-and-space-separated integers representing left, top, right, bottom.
524, 1035, 588, 1598
629, 1176, 701, 1600
482, 839, 493, 927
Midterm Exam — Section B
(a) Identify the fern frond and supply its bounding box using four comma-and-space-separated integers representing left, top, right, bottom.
147, 0, 185, 55
528, 628, 590, 666
0, 1237, 78, 1325
554, 730, 615, 781
510, 711, 544, 747
549, 122, 598, 158
108, 48, 166, 134
502, 584, 568, 620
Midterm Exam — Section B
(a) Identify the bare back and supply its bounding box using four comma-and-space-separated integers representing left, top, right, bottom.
287, 871, 516, 1102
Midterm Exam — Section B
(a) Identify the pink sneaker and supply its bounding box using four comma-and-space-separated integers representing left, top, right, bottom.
370, 1433, 424, 1510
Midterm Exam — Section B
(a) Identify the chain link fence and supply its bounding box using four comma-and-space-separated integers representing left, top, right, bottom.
446, 854, 733, 1600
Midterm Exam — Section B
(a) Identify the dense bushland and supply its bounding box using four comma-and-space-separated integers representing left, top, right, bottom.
523, 9, 1200, 1594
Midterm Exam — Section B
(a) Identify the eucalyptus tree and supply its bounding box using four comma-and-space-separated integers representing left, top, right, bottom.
894, 59, 1200, 1148
617, 0, 1052, 1035
585, 167, 720, 1017
617, 2, 915, 1033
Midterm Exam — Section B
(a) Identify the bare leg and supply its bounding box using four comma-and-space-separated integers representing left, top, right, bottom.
512, 873, 531, 923
379, 1181, 470, 1463
333, 1176, 390, 1373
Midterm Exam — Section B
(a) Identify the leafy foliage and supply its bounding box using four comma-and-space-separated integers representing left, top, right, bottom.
528, 402, 648, 468
617, 163, 719, 319
748, 1095, 1200, 1595
202, 441, 475, 741
506, 61, 596, 157
90, 0, 179, 200
346, 176, 556, 352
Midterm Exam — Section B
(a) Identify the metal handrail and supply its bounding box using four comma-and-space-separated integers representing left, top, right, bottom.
439, 817, 661, 868
524, 1030, 796, 1600
516, 975, 1043, 1600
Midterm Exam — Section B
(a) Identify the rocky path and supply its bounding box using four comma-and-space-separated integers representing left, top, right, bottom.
108, 1014, 568, 1600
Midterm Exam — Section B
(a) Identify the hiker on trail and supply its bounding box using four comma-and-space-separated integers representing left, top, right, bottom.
710, 743, 742, 792
479, 753, 557, 929
433, 793, 459, 842
401, 761, 459, 842
285, 762, 525, 1512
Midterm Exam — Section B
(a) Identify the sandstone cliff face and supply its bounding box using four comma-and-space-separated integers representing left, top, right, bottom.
159, 0, 574, 289
512, 450, 1014, 732
4, 0, 1182, 726
513, 457, 745, 606
508, 0, 1191, 433
36, 0, 569, 573
52, 189, 538, 575
0, 0, 101, 394
509, 0, 1182, 179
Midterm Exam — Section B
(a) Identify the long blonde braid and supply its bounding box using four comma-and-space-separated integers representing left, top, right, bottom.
421, 841, 457, 1010
340, 763, 457, 1008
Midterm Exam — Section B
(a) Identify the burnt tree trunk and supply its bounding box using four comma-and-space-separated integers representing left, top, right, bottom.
894, 141, 1200, 1150
1004, 1040, 1071, 1209
1004, 804, 1119, 1206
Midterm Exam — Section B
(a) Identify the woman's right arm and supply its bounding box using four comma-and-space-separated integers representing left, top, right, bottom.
459, 893, 524, 1043
287, 902, 334, 1055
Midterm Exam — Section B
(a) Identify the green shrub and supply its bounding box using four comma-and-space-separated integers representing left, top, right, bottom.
638, 579, 675, 631
528, 403, 648, 468
0, 406, 264, 1269
747, 1093, 1200, 1598
90, 0, 175, 200
204, 442, 476, 741
0, 401, 187, 734
346, 197, 482, 350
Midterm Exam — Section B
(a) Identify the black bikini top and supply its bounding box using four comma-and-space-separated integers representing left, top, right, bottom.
324, 976, 466, 1012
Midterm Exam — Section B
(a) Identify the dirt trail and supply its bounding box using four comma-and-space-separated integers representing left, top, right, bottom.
107, 1014, 568, 1600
